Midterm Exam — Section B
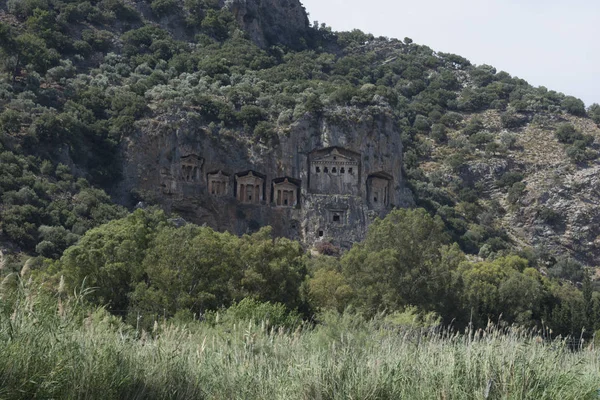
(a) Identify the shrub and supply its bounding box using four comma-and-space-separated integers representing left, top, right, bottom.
566, 142, 596, 163
101, 0, 139, 21
7, 0, 49, 19
496, 171, 523, 188
555, 123, 584, 144
500, 132, 517, 149
469, 132, 493, 146
151, 0, 179, 17
463, 117, 485, 136
538, 206, 562, 226
15, 33, 60, 73
561, 96, 586, 116
73, 40, 92, 55
507, 182, 526, 204
237, 105, 265, 128
501, 112, 528, 129
588, 103, 600, 124
413, 115, 431, 132
445, 153, 466, 172
548, 256, 585, 282
430, 123, 447, 143
201, 9, 234, 40
253, 121, 276, 142
490, 99, 508, 110
0, 109, 22, 134
440, 112, 463, 128
304, 94, 324, 115
81, 29, 113, 51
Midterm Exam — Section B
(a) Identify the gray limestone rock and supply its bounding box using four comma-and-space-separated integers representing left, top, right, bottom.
223, 0, 310, 48
118, 107, 412, 248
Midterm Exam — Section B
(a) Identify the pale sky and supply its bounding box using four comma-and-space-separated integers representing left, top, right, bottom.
301, 0, 599, 107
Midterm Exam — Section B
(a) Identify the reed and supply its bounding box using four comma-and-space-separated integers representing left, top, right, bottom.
1, 283, 599, 399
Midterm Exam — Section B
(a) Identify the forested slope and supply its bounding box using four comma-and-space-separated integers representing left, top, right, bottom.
1, 0, 600, 336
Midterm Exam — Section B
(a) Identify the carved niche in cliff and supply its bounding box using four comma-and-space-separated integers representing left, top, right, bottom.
367, 172, 392, 210
235, 171, 265, 204
207, 170, 230, 197
326, 201, 350, 227
180, 154, 204, 183
272, 177, 300, 207
309, 147, 360, 196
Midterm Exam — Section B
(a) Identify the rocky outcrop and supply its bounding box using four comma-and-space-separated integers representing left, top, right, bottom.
119, 107, 412, 248
223, 0, 310, 48
436, 111, 600, 265
511, 165, 600, 264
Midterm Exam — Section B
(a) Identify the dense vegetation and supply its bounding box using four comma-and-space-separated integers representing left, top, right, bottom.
13, 207, 590, 339
1, 279, 599, 399
1, 0, 599, 260
1, 0, 600, 395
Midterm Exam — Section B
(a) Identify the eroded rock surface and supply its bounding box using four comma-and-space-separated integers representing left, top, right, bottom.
119, 108, 412, 247
224, 0, 310, 48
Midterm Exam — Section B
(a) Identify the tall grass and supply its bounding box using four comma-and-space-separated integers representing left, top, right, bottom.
1, 281, 599, 399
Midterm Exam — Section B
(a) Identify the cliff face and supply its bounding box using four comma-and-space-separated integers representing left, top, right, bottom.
224, 0, 310, 48
120, 107, 412, 247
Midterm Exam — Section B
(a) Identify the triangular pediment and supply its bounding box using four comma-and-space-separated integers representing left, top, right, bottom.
180, 154, 203, 165
274, 179, 298, 189
236, 170, 264, 183
208, 170, 229, 179
312, 148, 357, 163
368, 171, 393, 180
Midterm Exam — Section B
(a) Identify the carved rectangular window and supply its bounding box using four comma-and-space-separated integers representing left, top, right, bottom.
348, 168, 353, 174
332, 167, 337, 173
324, 167, 329, 173
333, 215, 340, 222
341, 168, 345, 173
316, 166, 321, 173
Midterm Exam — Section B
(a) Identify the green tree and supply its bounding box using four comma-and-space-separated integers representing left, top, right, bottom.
555, 123, 583, 144
430, 123, 447, 143
548, 256, 585, 282
12, 33, 60, 77
239, 227, 307, 310
133, 225, 241, 317
342, 208, 459, 316
306, 256, 353, 312
588, 103, 600, 124
459, 256, 546, 326
413, 115, 431, 132
151, 0, 179, 17
561, 96, 586, 116
59, 210, 167, 313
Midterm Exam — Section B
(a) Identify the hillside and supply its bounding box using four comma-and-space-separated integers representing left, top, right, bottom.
1, 0, 600, 266
4, 0, 600, 381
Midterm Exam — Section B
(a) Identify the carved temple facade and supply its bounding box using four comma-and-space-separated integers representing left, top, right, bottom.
155, 145, 400, 247
159, 147, 395, 210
